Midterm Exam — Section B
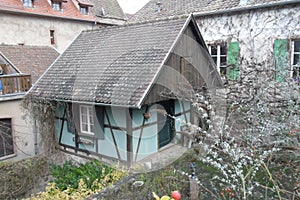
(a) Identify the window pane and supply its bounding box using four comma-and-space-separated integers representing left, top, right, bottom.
211, 46, 217, 55
82, 124, 88, 132
293, 66, 300, 78
82, 115, 87, 123
90, 124, 94, 133
220, 56, 227, 65
220, 67, 227, 76
212, 56, 217, 64
220, 45, 227, 55
89, 116, 94, 125
0, 119, 14, 157
293, 54, 300, 65
294, 40, 300, 52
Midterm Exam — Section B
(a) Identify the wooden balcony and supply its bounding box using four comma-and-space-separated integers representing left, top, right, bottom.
0, 74, 31, 95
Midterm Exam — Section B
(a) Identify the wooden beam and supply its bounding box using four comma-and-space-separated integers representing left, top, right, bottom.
104, 108, 121, 160
126, 109, 133, 164
134, 105, 148, 161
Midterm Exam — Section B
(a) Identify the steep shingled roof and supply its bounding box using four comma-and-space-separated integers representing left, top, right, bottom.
29, 15, 221, 107
90, 0, 126, 20
0, 0, 126, 22
130, 0, 299, 22
0, 45, 59, 83
29, 17, 187, 107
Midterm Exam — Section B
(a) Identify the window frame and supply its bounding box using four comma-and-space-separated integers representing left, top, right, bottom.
208, 43, 227, 76
79, 105, 95, 135
0, 117, 15, 160
80, 6, 89, 15
291, 39, 300, 80
52, 1, 62, 11
50, 30, 55, 45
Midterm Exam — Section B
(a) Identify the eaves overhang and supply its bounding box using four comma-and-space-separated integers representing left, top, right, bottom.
194, 0, 300, 17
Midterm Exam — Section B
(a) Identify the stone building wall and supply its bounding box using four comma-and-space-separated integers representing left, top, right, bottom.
197, 4, 300, 71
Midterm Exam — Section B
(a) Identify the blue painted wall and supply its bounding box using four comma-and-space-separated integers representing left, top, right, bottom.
54, 100, 191, 162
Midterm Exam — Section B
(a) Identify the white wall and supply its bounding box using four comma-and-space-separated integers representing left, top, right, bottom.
0, 97, 35, 161
0, 13, 97, 53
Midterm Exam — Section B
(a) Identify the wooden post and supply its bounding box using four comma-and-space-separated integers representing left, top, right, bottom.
126, 108, 133, 164
189, 178, 199, 200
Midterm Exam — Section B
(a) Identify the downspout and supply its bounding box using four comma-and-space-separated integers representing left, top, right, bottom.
34, 119, 38, 155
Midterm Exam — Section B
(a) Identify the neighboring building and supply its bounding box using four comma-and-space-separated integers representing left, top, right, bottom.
28, 15, 222, 163
131, 0, 300, 82
0, 44, 59, 161
0, 0, 127, 53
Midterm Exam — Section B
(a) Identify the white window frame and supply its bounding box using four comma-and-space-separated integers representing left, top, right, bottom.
291, 39, 300, 79
208, 43, 227, 75
79, 105, 95, 135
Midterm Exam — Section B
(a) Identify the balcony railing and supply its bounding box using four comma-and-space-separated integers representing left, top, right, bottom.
0, 74, 32, 95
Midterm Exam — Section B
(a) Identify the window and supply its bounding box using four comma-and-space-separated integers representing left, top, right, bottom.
208, 43, 227, 76
80, 6, 88, 15
80, 105, 95, 135
50, 30, 55, 45
291, 40, 300, 80
52, 2, 62, 11
208, 42, 239, 80
0, 118, 14, 158
23, 0, 34, 7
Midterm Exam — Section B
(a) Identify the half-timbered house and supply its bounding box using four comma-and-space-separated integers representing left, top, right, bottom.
28, 15, 223, 163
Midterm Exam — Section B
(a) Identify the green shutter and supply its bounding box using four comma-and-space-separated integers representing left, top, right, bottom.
227, 42, 240, 80
274, 39, 288, 82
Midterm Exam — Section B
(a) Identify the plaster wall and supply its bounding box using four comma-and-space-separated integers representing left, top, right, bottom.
197, 5, 300, 68
0, 13, 96, 53
0, 98, 35, 161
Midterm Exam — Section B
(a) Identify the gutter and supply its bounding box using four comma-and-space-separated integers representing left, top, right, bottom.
0, 8, 125, 25
194, 0, 300, 17
30, 96, 141, 109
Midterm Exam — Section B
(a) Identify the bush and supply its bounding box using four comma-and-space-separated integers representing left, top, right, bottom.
0, 156, 48, 199
28, 159, 128, 200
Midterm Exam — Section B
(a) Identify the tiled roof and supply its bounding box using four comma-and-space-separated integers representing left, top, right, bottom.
130, 0, 298, 22
0, 0, 126, 22
0, 45, 59, 83
90, 0, 126, 20
29, 17, 192, 107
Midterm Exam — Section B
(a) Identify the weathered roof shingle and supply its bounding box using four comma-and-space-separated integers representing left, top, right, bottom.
0, 45, 59, 83
29, 17, 189, 107
130, 0, 298, 22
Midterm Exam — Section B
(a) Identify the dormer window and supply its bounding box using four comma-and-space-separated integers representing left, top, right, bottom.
78, 0, 93, 15
80, 6, 88, 15
23, 0, 34, 7
52, 2, 62, 11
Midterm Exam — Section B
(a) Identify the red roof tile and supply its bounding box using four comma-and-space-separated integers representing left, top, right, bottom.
0, 44, 59, 83
0, 0, 97, 21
